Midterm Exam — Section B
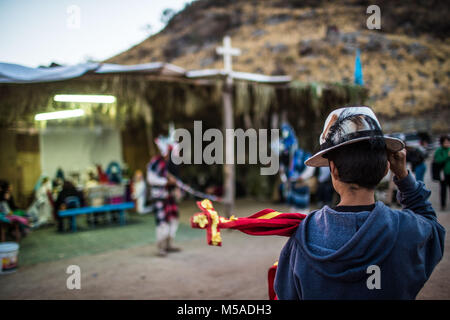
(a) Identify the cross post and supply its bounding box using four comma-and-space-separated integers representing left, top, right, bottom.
216, 36, 241, 74
216, 36, 241, 217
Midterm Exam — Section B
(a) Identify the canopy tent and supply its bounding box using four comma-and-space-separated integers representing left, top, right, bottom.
0, 60, 368, 152
0, 59, 368, 206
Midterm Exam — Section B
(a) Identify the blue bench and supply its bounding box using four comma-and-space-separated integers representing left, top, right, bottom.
58, 202, 135, 232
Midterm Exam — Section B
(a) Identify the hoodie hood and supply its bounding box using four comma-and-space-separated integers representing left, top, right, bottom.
295, 201, 399, 282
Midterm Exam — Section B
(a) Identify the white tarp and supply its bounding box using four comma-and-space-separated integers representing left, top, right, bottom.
0, 62, 100, 83
186, 69, 291, 83
0, 62, 185, 84
96, 62, 185, 75
0, 61, 290, 84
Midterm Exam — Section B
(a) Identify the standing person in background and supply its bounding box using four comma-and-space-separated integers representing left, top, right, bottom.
406, 144, 428, 182
147, 134, 180, 257
286, 148, 315, 213
55, 168, 65, 182
96, 165, 109, 184
415, 132, 432, 182
277, 123, 315, 212
106, 161, 122, 184
132, 170, 152, 215
277, 123, 298, 204
434, 135, 450, 211
316, 166, 334, 207
30, 176, 53, 227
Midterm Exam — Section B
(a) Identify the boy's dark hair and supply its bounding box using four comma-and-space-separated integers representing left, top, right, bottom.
323, 138, 388, 190
440, 135, 449, 146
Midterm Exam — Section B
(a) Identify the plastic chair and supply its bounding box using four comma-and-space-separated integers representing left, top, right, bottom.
64, 196, 81, 209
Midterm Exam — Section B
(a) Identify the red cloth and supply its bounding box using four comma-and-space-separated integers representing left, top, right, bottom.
191, 199, 306, 246
216, 209, 305, 236
190, 199, 306, 300
268, 262, 278, 300
96, 165, 109, 184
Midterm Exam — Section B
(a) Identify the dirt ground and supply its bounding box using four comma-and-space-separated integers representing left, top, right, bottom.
0, 212, 448, 300
0, 230, 288, 299
0, 166, 449, 300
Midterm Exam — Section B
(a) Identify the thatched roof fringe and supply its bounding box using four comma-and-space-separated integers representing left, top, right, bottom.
0, 76, 367, 138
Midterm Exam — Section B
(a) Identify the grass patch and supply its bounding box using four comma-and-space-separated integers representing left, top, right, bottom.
17, 212, 202, 267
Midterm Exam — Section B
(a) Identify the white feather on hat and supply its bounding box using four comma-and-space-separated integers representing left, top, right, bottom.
305, 106, 404, 167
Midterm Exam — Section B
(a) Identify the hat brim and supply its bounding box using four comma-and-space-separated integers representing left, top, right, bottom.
304, 136, 405, 167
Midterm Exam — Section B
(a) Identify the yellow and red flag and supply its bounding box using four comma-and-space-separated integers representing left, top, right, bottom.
191, 199, 307, 300
191, 199, 306, 246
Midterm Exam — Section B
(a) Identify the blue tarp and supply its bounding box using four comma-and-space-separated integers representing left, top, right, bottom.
354, 49, 364, 86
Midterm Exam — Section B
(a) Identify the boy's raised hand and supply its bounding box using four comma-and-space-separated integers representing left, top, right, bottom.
388, 148, 408, 180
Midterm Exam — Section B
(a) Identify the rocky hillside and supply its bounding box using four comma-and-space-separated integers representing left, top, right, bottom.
107, 0, 449, 131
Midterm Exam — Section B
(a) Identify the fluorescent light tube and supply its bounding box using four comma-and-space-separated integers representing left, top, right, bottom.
54, 94, 116, 103
35, 109, 85, 121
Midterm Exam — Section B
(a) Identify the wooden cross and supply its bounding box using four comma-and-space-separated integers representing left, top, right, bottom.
216, 36, 241, 217
216, 36, 241, 74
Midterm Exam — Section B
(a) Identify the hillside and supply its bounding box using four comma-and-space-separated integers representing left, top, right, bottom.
106, 0, 450, 130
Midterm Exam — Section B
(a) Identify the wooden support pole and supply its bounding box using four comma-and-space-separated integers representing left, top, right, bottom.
216, 36, 241, 218
223, 75, 235, 218
141, 102, 155, 158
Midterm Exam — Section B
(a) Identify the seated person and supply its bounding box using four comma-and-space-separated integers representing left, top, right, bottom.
55, 180, 85, 232
0, 180, 30, 239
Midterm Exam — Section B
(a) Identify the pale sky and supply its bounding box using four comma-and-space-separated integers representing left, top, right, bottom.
0, 0, 193, 67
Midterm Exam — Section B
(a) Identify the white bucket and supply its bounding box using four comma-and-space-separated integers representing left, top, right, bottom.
0, 242, 19, 274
